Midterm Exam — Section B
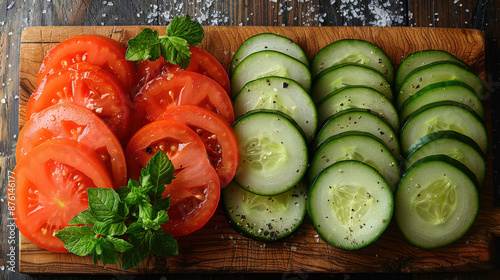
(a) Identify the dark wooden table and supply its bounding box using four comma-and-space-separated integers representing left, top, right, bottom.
2, 0, 500, 279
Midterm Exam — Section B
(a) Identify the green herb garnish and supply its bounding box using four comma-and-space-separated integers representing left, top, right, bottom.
125, 15, 204, 69
55, 151, 178, 270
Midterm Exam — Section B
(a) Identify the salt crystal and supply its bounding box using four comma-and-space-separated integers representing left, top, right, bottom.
13, 134, 17, 139
8, 32, 13, 36
1, 99, 6, 104
42, 10, 47, 14
107, 2, 113, 6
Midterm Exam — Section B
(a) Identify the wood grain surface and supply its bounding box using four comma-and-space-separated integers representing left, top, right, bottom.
17, 25, 498, 275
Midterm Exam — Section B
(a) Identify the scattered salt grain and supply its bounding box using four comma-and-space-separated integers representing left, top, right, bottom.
1, 99, 6, 104
107, 2, 113, 6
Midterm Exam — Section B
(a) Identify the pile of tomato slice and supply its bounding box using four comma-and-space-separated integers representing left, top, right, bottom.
14, 34, 239, 252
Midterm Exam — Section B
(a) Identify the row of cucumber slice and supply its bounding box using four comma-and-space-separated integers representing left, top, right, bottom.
225, 33, 314, 241
395, 50, 486, 249
307, 40, 398, 250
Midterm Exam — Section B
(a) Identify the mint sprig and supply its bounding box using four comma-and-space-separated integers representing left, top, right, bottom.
126, 14, 204, 69
55, 151, 178, 270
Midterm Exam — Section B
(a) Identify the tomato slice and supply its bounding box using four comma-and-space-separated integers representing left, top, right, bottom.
135, 46, 230, 96
133, 71, 235, 130
13, 138, 114, 252
17, 103, 127, 189
27, 62, 132, 144
160, 161, 220, 236
157, 105, 239, 188
38, 34, 137, 95
126, 120, 220, 236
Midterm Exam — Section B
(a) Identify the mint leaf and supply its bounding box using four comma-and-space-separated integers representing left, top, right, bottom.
55, 226, 97, 256
106, 236, 133, 253
138, 200, 154, 220
126, 220, 144, 235
69, 209, 97, 226
160, 36, 192, 73
116, 184, 131, 201
153, 197, 171, 212
167, 15, 204, 46
96, 238, 119, 266
125, 28, 161, 61
144, 151, 175, 200
93, 220, 127, 236
153, 210, 170, 225
121, 231, 152, 270
122, 179, 152, 206
88, 188, 127, 223
150, 231, 178, 257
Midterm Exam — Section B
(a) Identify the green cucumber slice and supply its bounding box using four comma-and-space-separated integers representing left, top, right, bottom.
230, 33, 309, 75
405, 131, 486, 187
315, 109, 400, 158
222, 180, 307, 242
397, 62, 484, 109
310, 39, 394, 83
316, 86, 399, 132
230, 50, 312, 97
308, 160, 393, 250
312, 63, 393, 103
395, 155, 479, 249
233, 77, 317, 142
233, 110, 308, 196
395, 50, 467, 90
399, 81, 484, 122
309, 131, 400, 191
400, 101, 487, 156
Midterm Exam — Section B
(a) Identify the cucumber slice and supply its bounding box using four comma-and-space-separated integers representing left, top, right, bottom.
230, 33, 309, 75
405, 131, 486, 187
400, 101, 487, 155
395, 155, 479, 249
233, 110, 308, 196
397, 62, 484, 109
399, 81, 484, 122
315, 109, 400, 158
316, 86, 399, 132
309, 132, 400, 191
233, 77, 318, 142
395, 50, 467, 90
230, 50, 312, 97
308, 160, 393, 250
312, 63, 393, 103
222, 180, 307, 242
311, 39, 394, 83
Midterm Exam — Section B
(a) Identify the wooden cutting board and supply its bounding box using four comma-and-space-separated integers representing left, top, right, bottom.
18, 26, 499, 274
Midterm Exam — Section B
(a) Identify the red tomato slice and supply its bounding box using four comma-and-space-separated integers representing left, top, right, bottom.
126, 120, 220, 236
27, 62, 132, 144
13, 138, 114, 252
16, 103, 127, 189
160, 161, 220, 236
38, 34, 137, 95
135, 46, 230, 96
133, 71, 235, 130
157, 105, 239, 188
